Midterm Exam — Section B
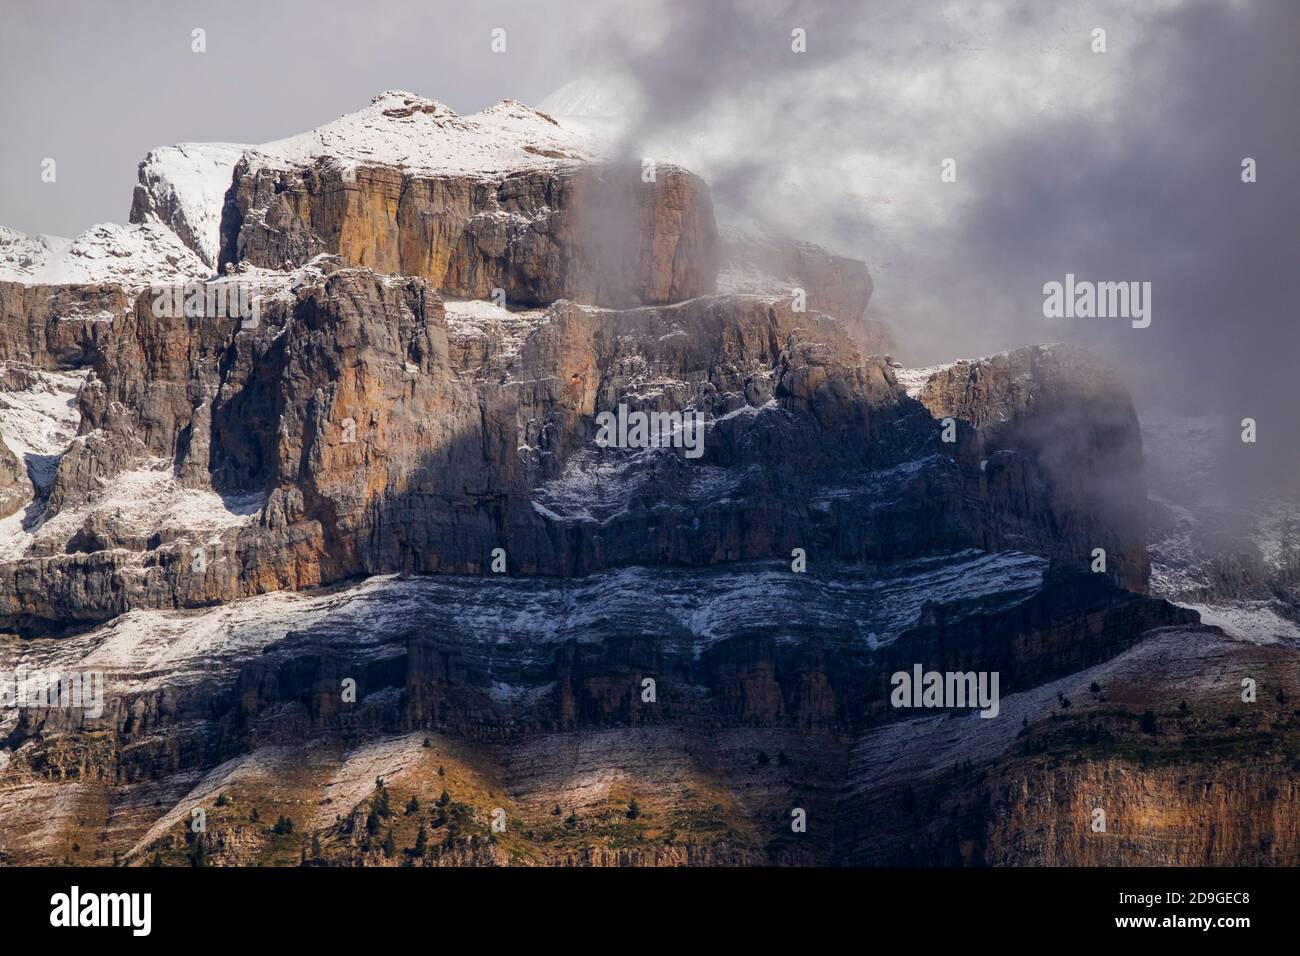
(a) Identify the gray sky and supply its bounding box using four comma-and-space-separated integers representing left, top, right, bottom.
0, 0, 579, 236
2, 0, 1296, 492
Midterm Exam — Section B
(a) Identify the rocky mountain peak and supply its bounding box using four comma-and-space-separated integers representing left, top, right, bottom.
1, 79, 1282, 872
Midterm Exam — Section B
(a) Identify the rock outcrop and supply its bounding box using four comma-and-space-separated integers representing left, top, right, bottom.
717, 233, 885, 349
0, 266, 1153, 632
221, 160, 719, 309
905, 346, 1150, 593
0, 551, 1209, 867
0, 432, 29, 519
0, 282, 127, 369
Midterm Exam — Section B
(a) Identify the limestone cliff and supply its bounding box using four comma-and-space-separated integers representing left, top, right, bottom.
0, 88, 1291, 870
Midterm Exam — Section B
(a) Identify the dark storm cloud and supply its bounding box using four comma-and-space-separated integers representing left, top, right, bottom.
940, 0, 1300, 493
571, 0, 1298, 495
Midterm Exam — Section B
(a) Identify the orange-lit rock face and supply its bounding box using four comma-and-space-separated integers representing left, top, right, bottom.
0, 281, 127, 369
221, 160, 719, 309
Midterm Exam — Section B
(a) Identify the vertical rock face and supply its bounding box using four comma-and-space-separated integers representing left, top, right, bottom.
0, 432, 30, 519
0, 270, 1155, 631
718, 234, 874, 324
0, 282, 127, 369
842, 627, 1300, 867
220, 161, 719, 308
908, 345, 1150, 593
129, 143, 248, 268
0, 551, 1212, 867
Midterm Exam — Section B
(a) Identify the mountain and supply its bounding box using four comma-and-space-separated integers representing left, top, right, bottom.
0, 91, 1294, 867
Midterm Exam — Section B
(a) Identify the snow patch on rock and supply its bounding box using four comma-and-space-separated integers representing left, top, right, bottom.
135, 143, 246, 267
0, 221, 208, 292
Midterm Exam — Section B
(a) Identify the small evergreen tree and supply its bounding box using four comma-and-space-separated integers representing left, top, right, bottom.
215, 793, 229, 807
626, 797, 641, 820
382, 830, 396, 859
437, 789, 451, 807
1139, 710, 1158, 734
414, 825, 428, 856
405, 795, 420, 816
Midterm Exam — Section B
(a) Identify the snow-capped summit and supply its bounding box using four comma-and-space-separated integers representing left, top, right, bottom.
0, 219, 207, 291
126, 90, 611, 268
1, 90, 618, 284
132, 143, 248, 269
246, 90, 606, 176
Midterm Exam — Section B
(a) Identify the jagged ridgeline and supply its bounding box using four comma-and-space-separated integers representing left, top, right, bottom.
0, 92, 1294, 867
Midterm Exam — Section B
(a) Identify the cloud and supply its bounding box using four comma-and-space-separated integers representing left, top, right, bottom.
546, 0, 1299, 495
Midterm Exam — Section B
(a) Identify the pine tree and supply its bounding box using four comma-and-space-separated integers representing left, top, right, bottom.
1139, 710, 1158, 734
437, 789, 451, 807
626, 797, 641, 820
382, 830, 396, 859
414, 825, 428, 856
405, 795, 420, 815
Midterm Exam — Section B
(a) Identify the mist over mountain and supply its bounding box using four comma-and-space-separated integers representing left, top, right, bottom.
535, 0, 1299, 500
